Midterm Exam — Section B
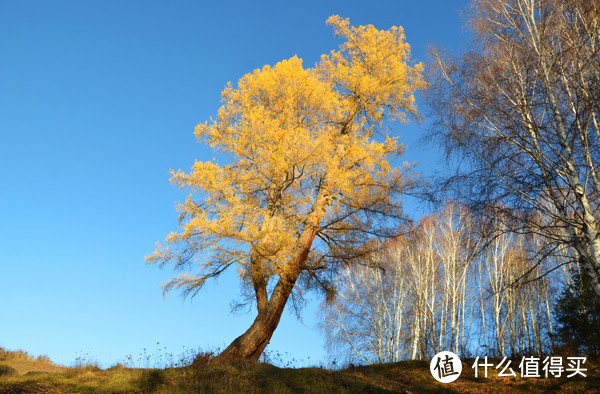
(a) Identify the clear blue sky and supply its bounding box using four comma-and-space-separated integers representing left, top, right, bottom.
0, 0, 470, 367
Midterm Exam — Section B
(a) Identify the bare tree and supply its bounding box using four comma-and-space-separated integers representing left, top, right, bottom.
403, 216, 436, 360
435, 202, 479, 355
321, 203, 479, 363
322, 201, 560, 363
476, 213, 558, 357
320, 241, 410, 364
426, 0, 600, 297
481, 219, 514, 356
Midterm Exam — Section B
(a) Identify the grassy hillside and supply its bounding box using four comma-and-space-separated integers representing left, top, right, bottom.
0, 348, 598, 393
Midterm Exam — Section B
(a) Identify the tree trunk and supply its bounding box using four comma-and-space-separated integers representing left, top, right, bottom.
215, 277, 296, 361
213, 138, 349, 362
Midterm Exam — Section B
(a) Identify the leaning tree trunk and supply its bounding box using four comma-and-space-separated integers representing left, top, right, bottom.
213, 140, 348, 362
214, 213, 320, 361
215, 275, 297, 361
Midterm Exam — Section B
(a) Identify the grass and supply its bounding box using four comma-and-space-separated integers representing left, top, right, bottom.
0, 347, 66, 377
0, 347, 598, 393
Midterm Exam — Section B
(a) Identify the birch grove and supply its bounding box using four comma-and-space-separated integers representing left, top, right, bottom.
322, 203, 566, 363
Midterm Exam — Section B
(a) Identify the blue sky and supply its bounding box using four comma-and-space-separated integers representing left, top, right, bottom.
0, 0, 470, 367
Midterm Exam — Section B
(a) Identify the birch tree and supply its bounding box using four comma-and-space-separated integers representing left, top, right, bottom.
477, 214, 557, 357
435, 202, 478, 355
320, 241, 410, 364
426, 0, 600, 297
322, 203, 479, 363
406, 216, 441, 360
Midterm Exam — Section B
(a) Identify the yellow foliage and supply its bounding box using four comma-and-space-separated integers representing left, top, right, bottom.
147, 16, 423, 299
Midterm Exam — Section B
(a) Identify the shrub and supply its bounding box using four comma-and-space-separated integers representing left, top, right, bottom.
0, 364, 18, 377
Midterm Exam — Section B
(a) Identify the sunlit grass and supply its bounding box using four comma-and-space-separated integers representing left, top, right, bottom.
0, 346, 598, 393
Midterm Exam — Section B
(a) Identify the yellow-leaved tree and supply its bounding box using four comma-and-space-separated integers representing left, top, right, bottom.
147, 15, 423, 361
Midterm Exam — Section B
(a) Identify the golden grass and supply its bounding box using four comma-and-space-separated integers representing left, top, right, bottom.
0, 349, 598, 393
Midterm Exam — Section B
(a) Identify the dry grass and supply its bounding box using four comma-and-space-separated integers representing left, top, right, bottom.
0, 348, 598, 393
0, 347, 66, 376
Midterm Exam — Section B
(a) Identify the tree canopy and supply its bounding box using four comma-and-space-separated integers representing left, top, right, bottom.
147, 15, 423, 360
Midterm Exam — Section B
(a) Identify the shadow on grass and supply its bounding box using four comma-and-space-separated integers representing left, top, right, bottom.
138, 368, 166, 392
0, 365, 18, 377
